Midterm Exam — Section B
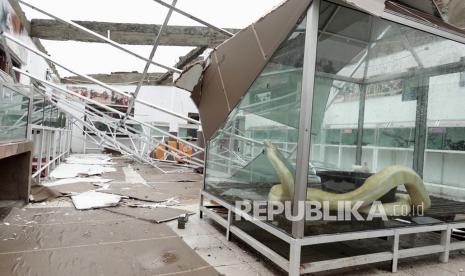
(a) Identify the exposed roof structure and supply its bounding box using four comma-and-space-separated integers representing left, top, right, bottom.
175, 0, 465, 141
180, 0, 312, 140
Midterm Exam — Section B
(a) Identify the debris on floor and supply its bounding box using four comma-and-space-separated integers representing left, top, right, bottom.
50, 154, 116, 179
29, 181, 62, 203
30, 155, 199, 227
65, 154, 115, 165
71, 191, 123, 210
50, 163, 116, 178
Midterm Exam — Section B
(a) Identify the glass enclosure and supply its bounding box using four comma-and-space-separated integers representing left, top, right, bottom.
205, 12, 307, 234
204, 0, 465, 237
0, 84, 31, 142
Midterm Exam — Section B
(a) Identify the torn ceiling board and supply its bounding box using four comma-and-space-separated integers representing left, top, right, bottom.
342, 0, 386, 16
71, 191, 122, 210
196, 61, 231, 139
253, 0, 313, 59
104, 206, 194, 223
215, 25, 266, 107
174, 63, 204, 92
50, 164, 116, 179
99, 183, 171, 203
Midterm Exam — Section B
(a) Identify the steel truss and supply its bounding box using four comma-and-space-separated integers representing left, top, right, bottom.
19, 69, 204, 171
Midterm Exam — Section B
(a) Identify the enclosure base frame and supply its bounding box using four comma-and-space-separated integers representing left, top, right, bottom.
200, 190, 465, 276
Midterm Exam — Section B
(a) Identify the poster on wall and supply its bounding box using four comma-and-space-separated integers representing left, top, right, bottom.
67, 86, 130, 106
0, 0, 28, 64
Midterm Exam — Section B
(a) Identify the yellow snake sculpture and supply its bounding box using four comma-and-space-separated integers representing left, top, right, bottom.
264, 140, 431, 216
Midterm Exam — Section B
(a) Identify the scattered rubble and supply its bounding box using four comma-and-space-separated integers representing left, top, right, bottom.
71, 191, 123, 210
50, 163, 116, 179
27, 155, 197, 225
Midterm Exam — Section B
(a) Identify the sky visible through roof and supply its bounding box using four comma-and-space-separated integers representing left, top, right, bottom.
20, 0, 283, 77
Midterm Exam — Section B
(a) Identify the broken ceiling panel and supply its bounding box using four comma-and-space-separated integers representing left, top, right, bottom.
179, 0, 312, 141
71, 191, 123, 210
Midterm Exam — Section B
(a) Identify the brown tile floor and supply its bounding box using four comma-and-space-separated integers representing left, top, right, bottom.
3, 156, 465, 276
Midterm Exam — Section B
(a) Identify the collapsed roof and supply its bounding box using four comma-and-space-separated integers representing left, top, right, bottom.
175, 0, 465, 141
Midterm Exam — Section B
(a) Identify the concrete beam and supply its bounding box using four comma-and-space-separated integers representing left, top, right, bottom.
31, 19, 239, 47
61, 71, 167, 86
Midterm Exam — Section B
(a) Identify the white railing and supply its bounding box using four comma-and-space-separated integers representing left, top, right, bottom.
31, 124, 72, 182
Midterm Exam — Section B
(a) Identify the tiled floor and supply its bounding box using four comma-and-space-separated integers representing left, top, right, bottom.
167, 205, 281, 276
4, 156, 465, 276
168, 205, 465, 276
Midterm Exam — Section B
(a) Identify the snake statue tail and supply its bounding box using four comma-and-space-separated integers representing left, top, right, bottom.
264, 140, 431, 216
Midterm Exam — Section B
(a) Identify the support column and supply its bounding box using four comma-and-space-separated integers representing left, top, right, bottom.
46, 131, 52, 176
291, 0, 320, 239
36, 130, 44, 182
440, 226, 451, 263
391, 231, 400, 273
289, 239, 302, 276
413, 74, 429, 177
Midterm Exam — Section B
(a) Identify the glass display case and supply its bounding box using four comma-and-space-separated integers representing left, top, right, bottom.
0, 83, 31, 143
200, 0, 465, 273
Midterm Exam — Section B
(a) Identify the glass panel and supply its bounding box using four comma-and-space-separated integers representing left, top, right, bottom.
0, 86, 30, 142
204, 13, 308, 233
303, 0, 465, 236
310, 78, 361, 172
425, 72, 465, 201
